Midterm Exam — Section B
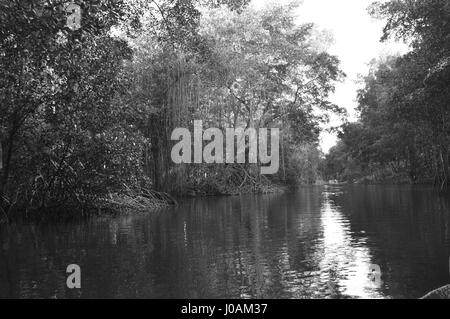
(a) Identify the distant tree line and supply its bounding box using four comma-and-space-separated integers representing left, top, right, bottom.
322, 0, 450, 189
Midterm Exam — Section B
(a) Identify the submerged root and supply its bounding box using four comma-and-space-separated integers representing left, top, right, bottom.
102, 185, 177, 213
186, 164, 285, 196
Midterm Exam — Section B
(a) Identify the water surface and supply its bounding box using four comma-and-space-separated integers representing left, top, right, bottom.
1, 185, 449, 299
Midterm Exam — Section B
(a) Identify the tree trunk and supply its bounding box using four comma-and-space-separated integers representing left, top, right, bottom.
0, 130, 16, 207
0, 138, 3, 171
281, 132, 286, 183
151, 136, 163, 192
0, 139, 3, 205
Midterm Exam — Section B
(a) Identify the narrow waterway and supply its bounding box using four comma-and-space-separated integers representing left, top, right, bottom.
1, 185, 449, 299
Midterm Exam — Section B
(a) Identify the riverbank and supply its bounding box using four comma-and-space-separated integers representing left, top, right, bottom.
0, 182, 289, 224
184, 183, 288, 197
329, 174, 438, 188
0, 186, 178, 224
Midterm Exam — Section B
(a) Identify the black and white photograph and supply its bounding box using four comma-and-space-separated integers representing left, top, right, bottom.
1, 0, 450, 303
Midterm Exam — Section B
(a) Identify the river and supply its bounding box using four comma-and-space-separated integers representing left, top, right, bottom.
0, 185, 449, 299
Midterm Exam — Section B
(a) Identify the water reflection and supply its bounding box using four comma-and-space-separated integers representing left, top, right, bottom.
0, 186, 449, 299
318, 188, 383, 298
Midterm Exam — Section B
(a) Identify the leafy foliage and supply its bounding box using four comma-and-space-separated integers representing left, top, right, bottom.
0, 0, 343, 216
325, 0, 450, 188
